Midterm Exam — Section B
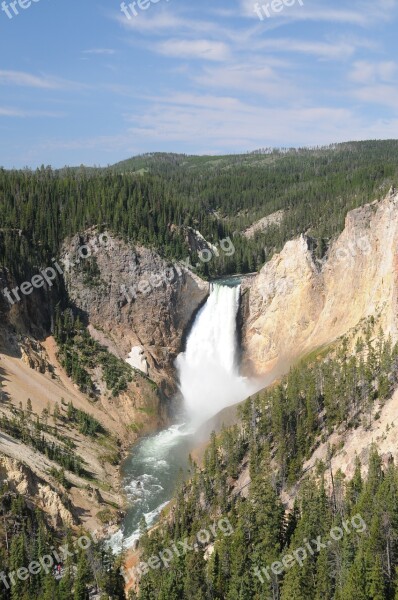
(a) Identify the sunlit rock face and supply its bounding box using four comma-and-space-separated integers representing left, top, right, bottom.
241, 192, 398, 378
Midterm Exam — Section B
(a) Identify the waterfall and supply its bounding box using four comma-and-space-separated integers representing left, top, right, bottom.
110, 282, 256, 553
176, 283, 254, 425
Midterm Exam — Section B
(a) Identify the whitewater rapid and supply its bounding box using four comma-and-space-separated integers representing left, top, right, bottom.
109, 423, 195, 553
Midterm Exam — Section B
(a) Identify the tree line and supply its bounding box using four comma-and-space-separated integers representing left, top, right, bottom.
1, 140, 398, 284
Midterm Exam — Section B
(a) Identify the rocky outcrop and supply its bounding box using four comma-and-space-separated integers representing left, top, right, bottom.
0, 267, 53, 348
0, 455, 74, 527
61, 232, 209, 395
243, 209, 285, 239
20, 337, 53, 374
241, 191, 398, 377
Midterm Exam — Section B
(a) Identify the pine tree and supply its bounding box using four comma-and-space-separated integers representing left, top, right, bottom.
9, 532, 27, 600
74, 550, 91, 600
341, 555, 367, 600
315, 549, 333, 600
366, 554, 385, 600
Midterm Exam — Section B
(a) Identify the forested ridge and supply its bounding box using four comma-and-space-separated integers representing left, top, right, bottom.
132, 322, 398, 599
1, 140, 398, 281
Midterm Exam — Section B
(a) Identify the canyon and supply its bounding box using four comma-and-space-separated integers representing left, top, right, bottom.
1, 188, 398, 546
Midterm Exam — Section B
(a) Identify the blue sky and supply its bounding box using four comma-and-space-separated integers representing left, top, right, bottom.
0, 0, 397, 168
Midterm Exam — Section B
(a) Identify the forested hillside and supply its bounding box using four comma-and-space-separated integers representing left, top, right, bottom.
0, 486, 125, 600
135, 447, 398, 600
131, 322, 398, 599
1, 140, 398, 281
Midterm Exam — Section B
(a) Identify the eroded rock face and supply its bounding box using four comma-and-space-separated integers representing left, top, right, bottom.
241, 192, 398, 377
20, 337, 53, 373
61, 232, 209, 394
0, 455, 74, 527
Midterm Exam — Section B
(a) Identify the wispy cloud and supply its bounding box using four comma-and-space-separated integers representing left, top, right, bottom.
0, 106, 64, 117
37, 133, 135, 152
154, 39, 230, 61
256, 38, 358, 60
115, 8, 258, 44
240, 0, 398, 26
115, 11, 211, 34
0, 70, 88, 90
124, 95, 398, 151
130, 93, 249, 112
351, 84, 398, 109
347, 59, 398, 109
194, 60, 299, 100
83, 48, 116, 55
124, 97, 359, 148
350, 60, 397, 83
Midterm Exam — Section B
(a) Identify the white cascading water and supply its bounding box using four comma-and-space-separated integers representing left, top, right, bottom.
176, 283, 255, 425
110, 283, 256, 553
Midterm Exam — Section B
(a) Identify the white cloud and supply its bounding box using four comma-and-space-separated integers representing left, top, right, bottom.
241, 0, 397, 26
256, 38, 357, 60
128, 93, 249, 112
193, 60, 300, 100
0, 107, 26, 116
347, 60, 398, 109
126, 101, 398, 149
154, 39, 230, 61
123, 92, 354, 148
0, 106, 63, 117
115, 9, 258, 45
83, 48, 116, 55
115, 11, 216, 35
241, 0, 369, 25
350, 60, 397, 83
0, 70, 62, 89
0, 70, 87, 90
351, 84, 398, 109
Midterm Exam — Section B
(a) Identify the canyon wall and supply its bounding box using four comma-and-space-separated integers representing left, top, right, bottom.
61, 231, 209, 395
241, 190, 398, 377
